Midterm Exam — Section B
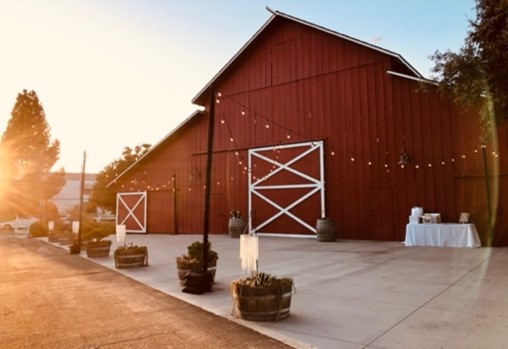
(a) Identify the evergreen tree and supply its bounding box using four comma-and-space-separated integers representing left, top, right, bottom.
89, 144, 150, 213
0, 89, 65, 218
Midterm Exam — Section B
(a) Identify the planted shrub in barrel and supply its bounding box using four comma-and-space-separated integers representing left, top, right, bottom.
231, 271, 294, 322
316, 217, 336, 242
114, 244, 148, 268
83, 227, 112, 258
176, 241, 218, 286
228, 209, 246, 238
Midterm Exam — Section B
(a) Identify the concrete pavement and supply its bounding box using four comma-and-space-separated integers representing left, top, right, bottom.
43, 234, 508, 349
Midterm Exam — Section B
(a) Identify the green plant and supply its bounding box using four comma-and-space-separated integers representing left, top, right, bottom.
176, 241, 218, 268
82, 225, 112, 242
229, 209, 242, 219
114, 242, 147, 256
29, 220, 49, 237
233, 271, 293, 290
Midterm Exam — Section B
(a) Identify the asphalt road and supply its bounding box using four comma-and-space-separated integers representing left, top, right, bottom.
0, 233, 293, 349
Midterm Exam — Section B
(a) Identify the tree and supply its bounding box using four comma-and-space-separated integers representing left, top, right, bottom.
430, 0, 508, 246
0, 90, 65, 218
89, 144, 151, 213
430, 0, 508, 125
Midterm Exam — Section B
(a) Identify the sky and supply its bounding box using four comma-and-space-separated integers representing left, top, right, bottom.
0, 0, 476, 173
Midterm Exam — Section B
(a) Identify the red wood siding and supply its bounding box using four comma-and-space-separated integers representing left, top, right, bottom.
113, 16, 508, 245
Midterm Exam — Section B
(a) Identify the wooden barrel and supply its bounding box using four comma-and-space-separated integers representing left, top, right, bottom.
86, 242, 111, 258
115, 250, 148, 268
228, 218, 246, 238
232, 285, 293, 322
177, 260, 217, 286
316, 218, 336, 242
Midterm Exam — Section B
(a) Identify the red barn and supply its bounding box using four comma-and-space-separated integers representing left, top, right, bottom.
109, 10, 508, 245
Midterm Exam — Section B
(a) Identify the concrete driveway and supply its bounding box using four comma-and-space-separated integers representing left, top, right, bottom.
44, 234, 508, 349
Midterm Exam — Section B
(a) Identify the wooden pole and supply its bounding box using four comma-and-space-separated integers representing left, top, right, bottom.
78, 151, 86, 248
202, 86, 215, 275
481, 145, 493, 246
183, 87, 215, 294
173, 174, 178, 234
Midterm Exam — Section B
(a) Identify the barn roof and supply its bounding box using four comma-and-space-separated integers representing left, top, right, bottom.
106, 109, 205, 188
191, 8, 423, 106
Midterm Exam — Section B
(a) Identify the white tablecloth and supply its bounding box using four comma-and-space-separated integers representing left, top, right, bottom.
404, 223, 481, 248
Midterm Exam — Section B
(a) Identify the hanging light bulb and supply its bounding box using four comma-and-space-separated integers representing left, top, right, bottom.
230, 137, 234, 142
241, 108, 246, 116
286, 133, 291, 139
221, 118, 225, 124
265, 122, 270, 129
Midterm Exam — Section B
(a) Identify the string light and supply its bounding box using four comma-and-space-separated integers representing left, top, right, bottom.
208, 94, 504, 191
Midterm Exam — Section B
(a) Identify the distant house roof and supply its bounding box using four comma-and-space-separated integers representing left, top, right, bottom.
65, 172, 96, 181
191, 8, 423, 106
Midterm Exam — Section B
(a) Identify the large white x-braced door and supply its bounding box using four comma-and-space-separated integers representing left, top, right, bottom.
116, 191, 147, 233
248, 141, 325, 237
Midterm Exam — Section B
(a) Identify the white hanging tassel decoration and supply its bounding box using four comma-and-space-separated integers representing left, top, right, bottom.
239, 234, 258, 274
116, 224, 126, 244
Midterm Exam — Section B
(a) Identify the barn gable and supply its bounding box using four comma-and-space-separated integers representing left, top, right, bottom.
192, 10, 421, 107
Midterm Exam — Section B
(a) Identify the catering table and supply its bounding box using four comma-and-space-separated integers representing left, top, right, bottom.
404, 223, 481, 248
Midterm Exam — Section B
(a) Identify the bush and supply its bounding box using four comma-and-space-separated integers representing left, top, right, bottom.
29, 220, 49, 237
82, 221, 114, 242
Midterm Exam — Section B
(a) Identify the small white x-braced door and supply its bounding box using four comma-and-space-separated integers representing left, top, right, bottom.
248, 141, 325, 237
116, 191, 147, 233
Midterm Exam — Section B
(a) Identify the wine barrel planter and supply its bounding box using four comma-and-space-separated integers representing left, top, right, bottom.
316, 218, 336, 242
231, 282, 294, 322
57, 235, 74, 245
176, 259, 217, 286
228, 218, 246, 238
86, 240, 112, 258
114, 247, 148, 268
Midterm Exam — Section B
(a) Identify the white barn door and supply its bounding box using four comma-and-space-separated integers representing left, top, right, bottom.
248, 141, 325, 237
116, 192, 147, 233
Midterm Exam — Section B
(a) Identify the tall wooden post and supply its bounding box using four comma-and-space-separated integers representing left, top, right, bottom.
183, 87, 215, 294
78, 151, 86, 248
